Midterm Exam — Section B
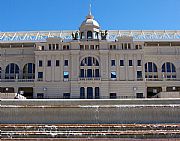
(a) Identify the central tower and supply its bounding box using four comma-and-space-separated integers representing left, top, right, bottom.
79, 5, 100, 40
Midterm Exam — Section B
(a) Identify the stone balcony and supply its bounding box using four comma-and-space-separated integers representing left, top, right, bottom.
78, 77, 101, 81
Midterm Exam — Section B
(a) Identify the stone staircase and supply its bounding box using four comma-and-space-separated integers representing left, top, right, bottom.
1, 124, 180, 139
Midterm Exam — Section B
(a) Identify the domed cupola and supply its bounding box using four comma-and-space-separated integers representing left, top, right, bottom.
79, 5, 100, 40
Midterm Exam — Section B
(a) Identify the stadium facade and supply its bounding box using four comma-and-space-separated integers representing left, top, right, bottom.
0, 10, 180, 99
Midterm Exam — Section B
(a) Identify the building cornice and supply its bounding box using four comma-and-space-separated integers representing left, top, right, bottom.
0, 30, 180, 43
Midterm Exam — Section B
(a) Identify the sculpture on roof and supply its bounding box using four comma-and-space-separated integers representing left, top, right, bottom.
100, 30, 108, 40
72, 31, 79, 40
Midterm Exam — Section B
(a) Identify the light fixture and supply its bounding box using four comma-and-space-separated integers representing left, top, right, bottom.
43, 87, 47, 91
133, 87, 137, 91
172, 87, 176, 90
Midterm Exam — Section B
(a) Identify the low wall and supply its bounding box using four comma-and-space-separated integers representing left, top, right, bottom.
0, 93, 17, 99
1, 99, 180, 124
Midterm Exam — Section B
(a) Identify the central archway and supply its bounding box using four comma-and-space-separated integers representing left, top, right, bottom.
80, 56, 100, 78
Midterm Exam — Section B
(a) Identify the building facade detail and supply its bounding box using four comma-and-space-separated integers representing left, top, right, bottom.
0, 10, 180, 99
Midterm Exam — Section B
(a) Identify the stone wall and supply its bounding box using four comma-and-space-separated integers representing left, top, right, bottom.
1, 99, 180, 124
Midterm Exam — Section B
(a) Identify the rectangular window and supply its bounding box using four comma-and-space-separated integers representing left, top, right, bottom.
90, 45, 94, 50
121, 44, 124, 49
129, 60, 133, 66
95, 87, 100, 99
41, 46, 44, 50
80, 45, 84, 50
56, 60, 60, 66
113, 45, 116, 49
110, 45, 113, 50
128, 43, 131, 49
47, 60, 51, 67
110, 93, 117, 99
135, 45, 138, 49
67, 45, 70, 50
63, 93, 70, 99
124, 43, 128, 50
87, 69, 92, 77
52, 44, 55, 50
56, 44, 59, 50
38, 72, 43, 79
80, 69, 84, 77
80, 87, 85, 99
49, 44, 51, 50
64, 60, 68, 66
111, 60, 116, 66
39, 60, 43, 67
0, 68, 1, 79
136, 93, 143, 98
95, 69, 100, 77
137, 71, 142, 79
137, 60, 141, 66
85, 45, 89, 50
64, 71, 69, 79
111, 71, 116, 79
120, 60, 124, 66
37, 93, 44, 99
63, 45, 66, 50
96, 45, 99, 50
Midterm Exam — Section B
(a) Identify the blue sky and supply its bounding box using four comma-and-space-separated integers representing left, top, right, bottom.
0, 0, 180, 31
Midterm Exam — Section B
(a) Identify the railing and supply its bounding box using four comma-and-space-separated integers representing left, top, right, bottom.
145, 78, 180, 81
0, 79, 34, 82
37, 78, 43, 81
79, 77, 101, 81
0, 78, 179, 82
137, 78, 143, 81
153, 91, 180, 98
45, 95, 137, 99
0, 93, 27, 99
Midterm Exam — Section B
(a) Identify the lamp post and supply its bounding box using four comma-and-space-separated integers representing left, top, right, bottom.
5, 88, 9, 98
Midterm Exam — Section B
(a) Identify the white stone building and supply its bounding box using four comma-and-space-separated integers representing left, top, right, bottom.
0, 11, 180, 99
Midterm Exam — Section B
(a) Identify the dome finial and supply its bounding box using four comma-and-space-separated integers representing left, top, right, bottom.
89, 4, 92, 15
86, 3, 94, 19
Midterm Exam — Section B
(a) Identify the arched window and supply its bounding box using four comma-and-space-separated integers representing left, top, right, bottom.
23, 63, 35, 79
80, 57, 100, 78
81, 57, 99, 66
162, 62, 176, 78
5, 63, 19, 79
145, 62, 158, 78
87, 31, 93, 39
